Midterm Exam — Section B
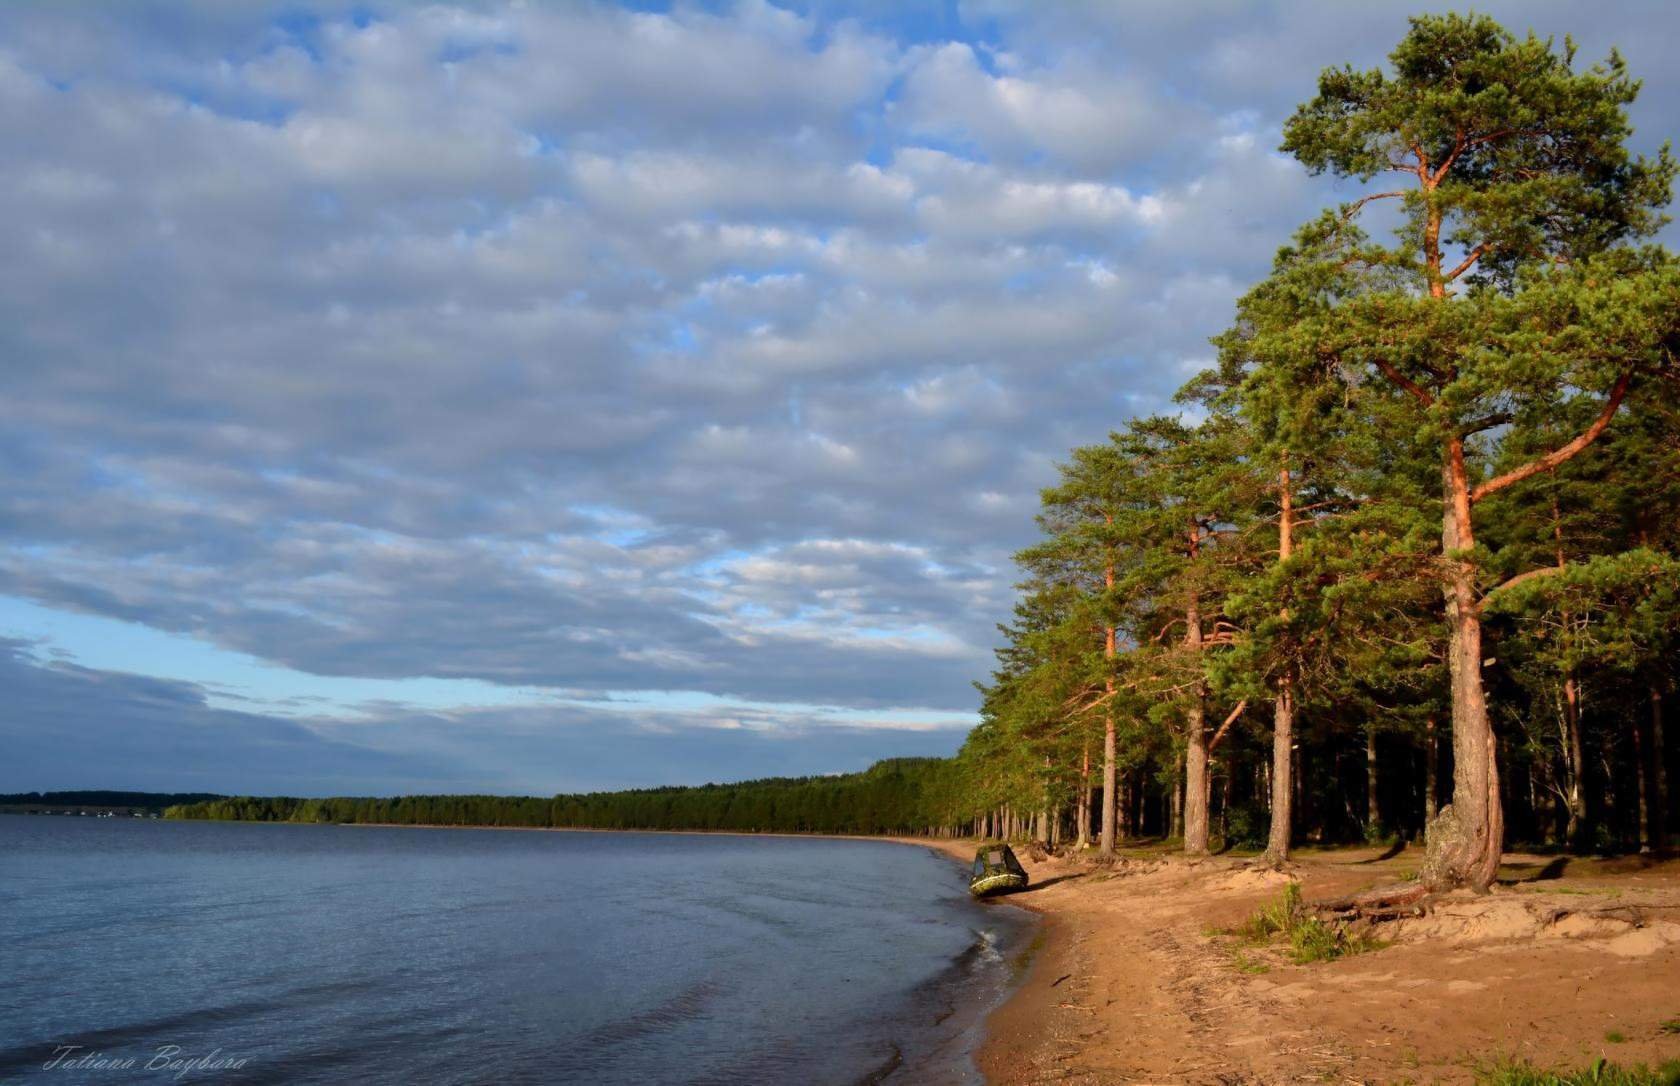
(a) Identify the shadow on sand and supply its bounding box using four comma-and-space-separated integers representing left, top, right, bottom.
1019, 873, 1085, 893
1356, 839, 1409, 864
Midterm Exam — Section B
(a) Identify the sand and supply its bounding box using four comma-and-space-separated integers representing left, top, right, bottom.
917, 840, 1680, 1085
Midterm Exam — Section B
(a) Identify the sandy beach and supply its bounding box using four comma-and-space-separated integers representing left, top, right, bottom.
916, 839, 1680, 1084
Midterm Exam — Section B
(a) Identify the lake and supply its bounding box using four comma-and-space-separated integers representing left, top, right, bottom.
0, 818, 1033, 1084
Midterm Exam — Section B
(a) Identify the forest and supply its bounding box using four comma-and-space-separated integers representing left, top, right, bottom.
162, 758, 966, 835
954, 13, 1680, 892
170, 17, 1679, 895
0, 791, 224, 812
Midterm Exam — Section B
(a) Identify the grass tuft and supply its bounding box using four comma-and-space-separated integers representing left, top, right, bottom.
1230, 882, 1386, 965
1659, 1018, 1680, 1036
1605, 1030, 1627, 1044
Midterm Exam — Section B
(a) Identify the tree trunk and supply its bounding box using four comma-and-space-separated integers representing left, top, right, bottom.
1171, 751, 1186, 841
1218, 761, 1233, 849
1292, 743, 1303, 841
1265, 687, 1294, 864
1184, 723, 1209, 854
1564, 678, 1586, 845
1075, 743, 1091, 850
1120, 776, 1133, 840
1424, 717, 1438, 825
1600, 751, 1619, 846
1100, 712, 1117, 856
1549, 492, 1586, 847
1423, 438, 1503, 892
1633, 712, 1652, 853
1099, 551, 1118, 856
1182, 539, 1210, 855
1653, 685, 1670, 849
1039, 756, 1052, 846
1264, 462, 1295, 866
1366, 724, 1381, 836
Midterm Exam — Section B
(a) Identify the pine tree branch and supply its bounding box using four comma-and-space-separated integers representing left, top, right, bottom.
1343, 190, 1408, 218
1373, 358, 1435, 406
1430, 132, 1467, 185
1461, 410, 1513, 436
1469, 370, 1632, 503
1479, 565, 1567, 610
1443, 243, 1489, 283
1207, 700, 1249, 752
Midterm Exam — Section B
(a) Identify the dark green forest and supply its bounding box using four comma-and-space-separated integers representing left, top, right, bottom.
168, 16, 1680, 889
164, 759, 966, 836
2, 791, 223, 812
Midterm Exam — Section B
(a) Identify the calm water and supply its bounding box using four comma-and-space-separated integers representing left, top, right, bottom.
0, 818, 1032, 1084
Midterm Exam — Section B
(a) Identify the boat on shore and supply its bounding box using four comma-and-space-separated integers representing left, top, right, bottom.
968, 843, 1028, 897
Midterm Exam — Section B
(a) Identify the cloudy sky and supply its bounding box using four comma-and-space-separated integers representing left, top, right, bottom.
3, 1, 1675, 796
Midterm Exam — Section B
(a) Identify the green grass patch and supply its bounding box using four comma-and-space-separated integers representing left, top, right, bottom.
1660, 1018, 1680, 1035
1605, 1030, 1627, 1044
1474, 1057, 1680, 1085
1227, 947, 1270, 974
1229, 883, 1386, 965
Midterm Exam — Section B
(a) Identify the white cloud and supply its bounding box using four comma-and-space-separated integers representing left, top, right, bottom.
6, 1, 1668, 788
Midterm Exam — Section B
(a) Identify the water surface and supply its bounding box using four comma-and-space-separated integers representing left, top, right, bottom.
0, 818, 1031, 1084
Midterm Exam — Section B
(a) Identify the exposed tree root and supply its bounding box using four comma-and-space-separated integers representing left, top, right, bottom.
1311, 882, 1433, 923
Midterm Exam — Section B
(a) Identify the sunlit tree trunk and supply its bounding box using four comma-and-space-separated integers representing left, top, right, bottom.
1183, 525, 1211, 856
1100, 696, 1117, 856
1265, 464, 1295, 865
1425, 435, 1504, 891
1100, 550, 1119, 857
1563, 679, 1586, 845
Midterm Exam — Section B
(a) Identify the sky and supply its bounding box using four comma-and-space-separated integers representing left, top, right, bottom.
3, 1, 1676, 796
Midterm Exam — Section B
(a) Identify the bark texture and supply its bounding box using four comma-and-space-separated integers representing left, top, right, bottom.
1428, 438, 1503, 891
1263, 690, 1294, 864
1181, 518, 1211, 856
1264, 463, 1295, 867
1100, 712, 1117, 856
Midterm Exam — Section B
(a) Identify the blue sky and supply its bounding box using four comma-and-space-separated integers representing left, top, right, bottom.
2, 0, 1676, 795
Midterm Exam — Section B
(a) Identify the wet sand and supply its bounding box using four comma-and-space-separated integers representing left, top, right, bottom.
916, 839, 1680, 1084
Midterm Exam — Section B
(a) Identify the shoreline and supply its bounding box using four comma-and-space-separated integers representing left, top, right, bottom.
922, 840, 1680, 1084
141, 820, 1680, 1080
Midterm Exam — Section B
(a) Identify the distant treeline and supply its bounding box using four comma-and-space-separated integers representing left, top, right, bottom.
162, 759, 966, 836
2, 791, 224, 811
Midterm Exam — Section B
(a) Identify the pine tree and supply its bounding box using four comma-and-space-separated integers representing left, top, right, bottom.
1272, 13, 1678, 888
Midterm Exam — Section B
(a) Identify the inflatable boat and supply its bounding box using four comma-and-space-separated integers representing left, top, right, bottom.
968, 843, 1029, 897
